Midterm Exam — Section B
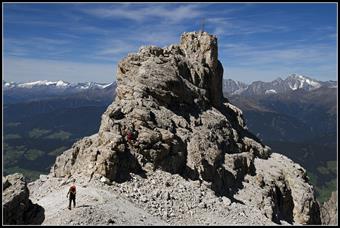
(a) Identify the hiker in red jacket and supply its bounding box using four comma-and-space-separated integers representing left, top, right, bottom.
66, 182, 76, 210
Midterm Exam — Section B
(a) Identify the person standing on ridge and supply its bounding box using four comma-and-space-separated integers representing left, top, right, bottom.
66, 181, 76, 210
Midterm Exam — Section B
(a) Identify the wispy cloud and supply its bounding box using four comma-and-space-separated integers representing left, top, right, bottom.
4, 37, 72, 58
93, 39, 139, 62
80, 4, 203, 24
221, 42, 336, 66
220, 41, 337, 82
3, 3, 337, 83
4, 57, 116, 83
207, 17, 291, 37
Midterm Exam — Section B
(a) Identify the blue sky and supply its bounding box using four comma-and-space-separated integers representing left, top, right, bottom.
3, 3, 337, 83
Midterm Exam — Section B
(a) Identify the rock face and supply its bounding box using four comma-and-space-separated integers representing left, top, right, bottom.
235, 153, 321, 224
50, 31, 321, 224
321, 191, 338, 225
3, 173, 45, 225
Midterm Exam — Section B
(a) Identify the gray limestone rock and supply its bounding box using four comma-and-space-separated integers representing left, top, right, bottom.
3, 173, 45, 225
321, 191, 338, 225
49, 31, 320, 225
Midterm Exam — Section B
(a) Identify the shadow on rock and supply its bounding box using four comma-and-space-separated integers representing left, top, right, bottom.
24, 202, 45, 225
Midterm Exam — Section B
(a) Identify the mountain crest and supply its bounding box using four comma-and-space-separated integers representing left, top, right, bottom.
46, 31, 321, 224
223, 74, 336, 96
3, 80, 114, 90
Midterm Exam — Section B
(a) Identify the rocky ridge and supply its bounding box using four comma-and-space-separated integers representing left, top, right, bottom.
28, 31, 320, 225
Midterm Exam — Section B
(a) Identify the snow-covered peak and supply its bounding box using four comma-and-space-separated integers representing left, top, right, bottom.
56, 80, 69, 87
4, 80, 114, 91
17, 80, 49, 88
16, 80, 70, 88
75, 82, 114, 89
265, 89, 277, 94
3, 81, 17, 88
224, 74, 335, 96
97, 82, 114, 89
222, 79, 248, 95
76, 82, 92, 90
286, 74, 321, 90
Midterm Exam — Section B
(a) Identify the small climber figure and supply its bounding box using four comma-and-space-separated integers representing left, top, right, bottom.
127, 131, 133, 143
126, 124, 138, 145
66, 181, 76, 210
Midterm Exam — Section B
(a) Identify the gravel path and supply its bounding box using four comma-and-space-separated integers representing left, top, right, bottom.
28, 171, 275, 225
28, 176, 167, 225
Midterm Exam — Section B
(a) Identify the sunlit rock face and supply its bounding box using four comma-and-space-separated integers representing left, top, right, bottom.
50, 31, 320, 225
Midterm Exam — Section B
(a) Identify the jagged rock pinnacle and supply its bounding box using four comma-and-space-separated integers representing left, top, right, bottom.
115, 31, 223, 108
179, 32, 223, 107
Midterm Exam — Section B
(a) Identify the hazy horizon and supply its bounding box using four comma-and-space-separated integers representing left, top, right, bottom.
3, 3, 338, 84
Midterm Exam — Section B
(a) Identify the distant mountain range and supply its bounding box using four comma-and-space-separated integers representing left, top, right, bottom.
4, 74, 337, 103
3, 80, 117, 104
3, 80, 114, 90
3, 75, 337, 131
223, 74, 337, 96
221, 75, 337, 203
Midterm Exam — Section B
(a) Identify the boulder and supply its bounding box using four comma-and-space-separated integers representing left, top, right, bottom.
3, 173, 45, 224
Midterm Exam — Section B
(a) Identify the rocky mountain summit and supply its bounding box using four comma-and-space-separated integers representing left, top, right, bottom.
16, 31, 321, 225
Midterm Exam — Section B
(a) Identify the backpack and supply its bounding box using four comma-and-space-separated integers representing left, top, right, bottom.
70, 185, 76, 194
127, 132, 133, 141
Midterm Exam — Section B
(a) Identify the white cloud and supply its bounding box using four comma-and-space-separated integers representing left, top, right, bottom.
81, 4, 203, 24
207, 17, 291, 37
4, 4, 336, 84
3, 57, 116, 83
224, 64, 337, 84
220, 42, 336, 66
218, 25, 337, 82
91, 22, 186, 62
220, 42, 337, 83
5, 37, 72, 58
96, 40, 137, 57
